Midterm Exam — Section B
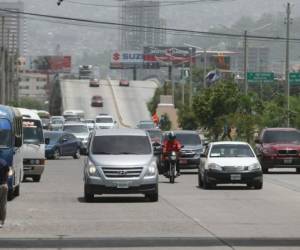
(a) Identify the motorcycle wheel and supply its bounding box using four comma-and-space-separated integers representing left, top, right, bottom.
170, 165, 175, 183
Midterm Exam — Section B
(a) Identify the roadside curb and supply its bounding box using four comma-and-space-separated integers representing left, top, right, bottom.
106, 77, 131, 128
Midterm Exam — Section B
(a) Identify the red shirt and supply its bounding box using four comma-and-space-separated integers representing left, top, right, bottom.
163, 139, 182, 154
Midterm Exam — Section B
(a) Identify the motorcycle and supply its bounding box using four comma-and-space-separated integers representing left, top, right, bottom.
166, 151, 178, 183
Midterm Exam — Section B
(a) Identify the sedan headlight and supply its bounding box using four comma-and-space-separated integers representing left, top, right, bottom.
145, 161, 157, 177
88, 161, 97, 176
248, 163, 261, 171
208, 163, 222, 171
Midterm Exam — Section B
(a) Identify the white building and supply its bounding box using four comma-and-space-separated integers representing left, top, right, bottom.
18, 73, 48, 103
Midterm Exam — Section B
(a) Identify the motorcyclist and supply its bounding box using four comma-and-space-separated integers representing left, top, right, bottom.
163, 131, 182, 176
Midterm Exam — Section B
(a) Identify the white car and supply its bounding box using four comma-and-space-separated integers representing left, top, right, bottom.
198, 141, 263, 189
82, 119, 96, 131
95, 114, 117, 129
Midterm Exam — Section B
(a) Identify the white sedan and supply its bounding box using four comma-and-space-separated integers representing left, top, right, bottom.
198, 141, 263, 189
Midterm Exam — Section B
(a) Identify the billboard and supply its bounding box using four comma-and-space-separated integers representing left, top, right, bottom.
143, 47, 196, 66
28, 56, 71, 73
110, 51, 144, 69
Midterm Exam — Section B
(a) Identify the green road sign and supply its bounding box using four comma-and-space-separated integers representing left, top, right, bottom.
247, 72, 274, 84
289, 73, 300, 86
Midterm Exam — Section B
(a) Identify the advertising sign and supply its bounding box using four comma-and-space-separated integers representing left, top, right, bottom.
143, 47, 196, 66
28, 56, 71, 73
110, 51, 144, 69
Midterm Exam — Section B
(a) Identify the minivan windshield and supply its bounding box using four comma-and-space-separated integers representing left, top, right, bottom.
175, 133, 201, 145
63, 125, 88, 134
263, 130, 300, 144
96, 117, 113, 123
23, 120, 44, 144
210, 144, 254, 158
0, 119, 12, 147
92, 135, 151, 155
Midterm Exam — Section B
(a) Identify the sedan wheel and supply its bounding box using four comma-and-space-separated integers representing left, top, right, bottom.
73, 148, 81, 159
203, 172, 213, 189
53, 149, 60, 160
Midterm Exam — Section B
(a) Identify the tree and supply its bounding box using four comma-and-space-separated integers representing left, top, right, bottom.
178, 105, 198, 130
10, 97, 46, 110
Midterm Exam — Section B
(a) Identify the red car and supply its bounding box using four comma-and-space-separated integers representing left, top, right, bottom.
89, 78, 100, 87
91, 95, 103, 107
255, 128, 300, 173
119, 79, 130, 87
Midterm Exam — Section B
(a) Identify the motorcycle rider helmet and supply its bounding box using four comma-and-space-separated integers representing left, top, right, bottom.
168, 131, 176, 141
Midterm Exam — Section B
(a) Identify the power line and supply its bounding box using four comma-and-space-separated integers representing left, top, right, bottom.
1, 7, 300, 42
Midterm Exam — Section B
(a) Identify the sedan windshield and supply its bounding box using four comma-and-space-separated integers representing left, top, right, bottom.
63, 125, 88, 134
147, 130, 162, 141
175, 133, 201, 145
0, 119, 11, 147
92, 135, 151, 155
263, 130, 300, 144
210, 144, 255, 158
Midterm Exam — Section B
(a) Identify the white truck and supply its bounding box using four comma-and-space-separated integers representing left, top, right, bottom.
17, 108, 46, 182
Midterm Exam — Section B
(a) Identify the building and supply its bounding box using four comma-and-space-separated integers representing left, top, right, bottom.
19, 72, 48, 103
229, 47, 270, 73
0, 1, 25, 55
119, 0, 166, 50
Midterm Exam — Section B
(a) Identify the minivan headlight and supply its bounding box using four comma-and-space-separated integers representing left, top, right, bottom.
145, 161, 157, 177
249, 163, 261, 171
8, 167, 14, 176
208, 163, 222, 171
88, 161, 97, 176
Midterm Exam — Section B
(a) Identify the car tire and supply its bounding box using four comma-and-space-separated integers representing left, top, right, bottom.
198, 171, 203, 187
254, 181, 263, 190
84, 185, 94, 202
203, 172, 213, 189
296, 168, 300, 173
146, 192, 158, 202
33, 175, 41, 182
53, 149, 60, 160
262, 167, 268, 174
7, 189, 14, 201
14, 184, 20, 197
73, 148, 81, 159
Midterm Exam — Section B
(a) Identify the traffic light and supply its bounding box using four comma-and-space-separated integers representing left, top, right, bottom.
57, 0, 63, 6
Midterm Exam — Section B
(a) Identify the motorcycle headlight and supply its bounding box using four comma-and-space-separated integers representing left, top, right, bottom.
208, 163, 222, 171
248, 163, 261, 171
8, 167, 14, 176
88, 161, 97, 176
145, 161, 157, 177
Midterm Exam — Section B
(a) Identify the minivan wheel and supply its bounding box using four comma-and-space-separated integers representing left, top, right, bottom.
146, 192, 158, 202
254, 181, 263, 190
296, 168, 300, 173
262, 167, 268, 174
198, 171, 203, 187
33, 175, 41, 182
84, 185, 94, 202
14, 184, 20, 196
7, 190, 14, 201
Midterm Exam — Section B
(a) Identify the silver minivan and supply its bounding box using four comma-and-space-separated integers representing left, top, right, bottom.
83, 129, 159, 202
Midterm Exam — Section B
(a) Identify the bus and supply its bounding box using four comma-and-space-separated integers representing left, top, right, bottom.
79, 65, 93, 79
0, 105, 23, 200
17, 108, 45, 182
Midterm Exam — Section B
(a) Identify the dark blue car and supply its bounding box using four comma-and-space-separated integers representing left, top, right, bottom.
44, 131, 82, 160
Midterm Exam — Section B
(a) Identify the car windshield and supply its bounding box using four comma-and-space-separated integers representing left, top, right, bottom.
23, 120, 44, 144
210, 144, 255, 158
262, 130, 300, 144
83, 120, 95, 124
44, 132, 61, 145
63, 125, 88, 134
96, 117, 113, 123
0, 119, 12, 147
92, 135, 151, 155
147, 130, 162, 141
51, 119, 63, 125
175, 133, 201, 145
138, 122, 155, 129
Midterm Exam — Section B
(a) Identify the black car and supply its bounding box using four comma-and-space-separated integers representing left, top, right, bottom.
44, 131, 82, 160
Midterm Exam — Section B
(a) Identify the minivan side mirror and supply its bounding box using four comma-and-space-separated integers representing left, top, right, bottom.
15, 136, 22, 147
45, 138, 50, 145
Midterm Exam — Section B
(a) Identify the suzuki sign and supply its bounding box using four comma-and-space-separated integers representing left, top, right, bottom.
111, 51, 143, 64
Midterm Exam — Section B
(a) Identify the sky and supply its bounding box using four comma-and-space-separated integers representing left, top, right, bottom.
2, 0, 300, 56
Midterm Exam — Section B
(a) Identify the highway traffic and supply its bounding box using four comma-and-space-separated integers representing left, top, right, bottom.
1, 78, 300, 249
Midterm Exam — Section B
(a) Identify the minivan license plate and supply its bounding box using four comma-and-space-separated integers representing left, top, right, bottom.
230, 174, 241, 181
117, 182, 129, 189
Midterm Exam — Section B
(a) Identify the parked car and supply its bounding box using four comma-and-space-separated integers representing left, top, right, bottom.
44, 131, 82, 159
119, 79, 130, 87
89, 78, 100, 87
91, 95, 103, 107
95, 114, 117, 129
136, 120, 156, 130
255, 128, 300, 173
83, 129, 158, 202
199, 141, 263, 189
162, 130, 203, 170
49, 116, 65, 131
63, 123, 90, 153
82, 119, 96, 131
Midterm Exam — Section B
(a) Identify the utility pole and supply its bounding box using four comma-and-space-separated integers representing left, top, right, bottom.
285, 2, 291, 127
189, 48, 193, 107
243, 30, 248, 94
0, 16, 6, 104
203, 48, 207, 88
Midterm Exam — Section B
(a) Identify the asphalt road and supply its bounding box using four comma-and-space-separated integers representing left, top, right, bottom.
1, 159, 300, 249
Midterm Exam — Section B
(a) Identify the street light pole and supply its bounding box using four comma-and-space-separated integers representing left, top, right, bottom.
243, 30, 248, 95
285, 2, 291, 127
189, 48, 193, 107
203, 48, 207, 88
